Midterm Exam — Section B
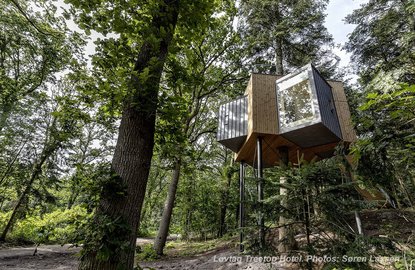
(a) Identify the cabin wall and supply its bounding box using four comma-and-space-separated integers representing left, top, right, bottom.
250, 74, 280, 135
312, 68, 342, 139
217, 96, 248, 152
327, 81, 357, 142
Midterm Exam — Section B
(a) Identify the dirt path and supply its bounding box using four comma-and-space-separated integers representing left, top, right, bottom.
0, 244, 80, 270
0, 239, 297, 270
138, 248, 296, 270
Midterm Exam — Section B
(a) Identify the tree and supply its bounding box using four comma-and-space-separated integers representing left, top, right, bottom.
239, 0, 338, 76
0, 0, 84, 133
0, 78, 88, 241
66, 0, 215, 268
238, 0, 338, 251
345, 0, 415, 85
153, 10, 247, 254
345, 0, 415, 208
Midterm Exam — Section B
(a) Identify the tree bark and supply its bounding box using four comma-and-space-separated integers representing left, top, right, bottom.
0, 144, 56, 241
154, 158, 181, 255
218, 166, 233, 238
275, 38, 284, 76
0, 105, 12, 134
78, 1, 180, 269
273, 3, 284, 76
277, 147, 295, 253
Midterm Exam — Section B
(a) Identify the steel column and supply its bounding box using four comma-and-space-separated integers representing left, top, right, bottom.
239, 161, 245, 252
257, 137, 265, 248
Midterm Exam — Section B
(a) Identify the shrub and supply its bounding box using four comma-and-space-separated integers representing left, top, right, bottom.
8, 206, 91, 244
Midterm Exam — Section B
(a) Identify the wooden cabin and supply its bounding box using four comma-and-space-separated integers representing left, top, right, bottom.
217, 64, 356, 167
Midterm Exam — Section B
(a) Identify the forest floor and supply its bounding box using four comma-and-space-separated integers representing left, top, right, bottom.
0, 209, 413, 270
0, 238, 297, 270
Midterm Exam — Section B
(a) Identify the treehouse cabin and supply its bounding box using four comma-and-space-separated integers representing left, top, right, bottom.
217, 63, 356, 167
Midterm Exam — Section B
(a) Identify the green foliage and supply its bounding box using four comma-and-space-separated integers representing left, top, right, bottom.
0, 206, 90, 244
0, 0, 85, 131
345, 0, 415, 209
345, 0, 415, 84
351, 82, 415, 207
239, 0, 339, 76
135, 244, 159, 261
79, 213, 131, 263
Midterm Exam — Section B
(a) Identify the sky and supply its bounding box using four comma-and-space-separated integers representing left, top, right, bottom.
324, 0, 368, 74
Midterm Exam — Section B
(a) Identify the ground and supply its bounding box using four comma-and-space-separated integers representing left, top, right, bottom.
0, 210, 413, 270
0, 244, 79, 270
0, 240, 294, 270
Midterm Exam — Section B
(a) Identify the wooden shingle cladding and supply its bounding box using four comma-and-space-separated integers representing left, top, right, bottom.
247, 74, 281, 136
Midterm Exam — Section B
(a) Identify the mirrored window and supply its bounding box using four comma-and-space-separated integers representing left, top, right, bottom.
277, 70, 316, 129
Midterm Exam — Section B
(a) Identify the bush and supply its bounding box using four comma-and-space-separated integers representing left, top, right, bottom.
7, 206, 91, 244
136, 243, 158, 261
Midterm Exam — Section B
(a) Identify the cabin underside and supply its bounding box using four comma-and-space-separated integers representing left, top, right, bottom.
234, 132, 345, 167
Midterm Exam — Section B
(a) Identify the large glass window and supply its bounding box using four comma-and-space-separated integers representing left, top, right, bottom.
277, 69, 316, 129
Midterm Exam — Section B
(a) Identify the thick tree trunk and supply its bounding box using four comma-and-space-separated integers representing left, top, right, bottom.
78, 2, 179, 269
154, 158, 181, 255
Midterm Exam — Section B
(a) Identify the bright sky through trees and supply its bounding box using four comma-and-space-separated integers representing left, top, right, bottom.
325, 0, 368, 79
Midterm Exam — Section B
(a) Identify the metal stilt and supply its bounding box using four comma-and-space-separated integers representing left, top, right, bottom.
257, 137, 265, 249
239, 161, 245, 252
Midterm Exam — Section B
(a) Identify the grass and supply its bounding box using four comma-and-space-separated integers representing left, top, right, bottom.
163, 237, 234, 257
135, 237, 236, 262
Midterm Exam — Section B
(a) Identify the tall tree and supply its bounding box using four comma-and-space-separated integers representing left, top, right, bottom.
239, 0, 338, 76
0, 0, 84, 133
238, 0, 337, 252
0, 78, 88, 241
345, 0, 415, 85
66, 0, 214, 268
345, 0, 415, 207
153, 10, 246, 255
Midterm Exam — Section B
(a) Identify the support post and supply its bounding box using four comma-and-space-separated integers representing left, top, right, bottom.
257, 137, 265, 249
278, 146, 293, 253
354, 211, 363, 235
239, 161, 245, 252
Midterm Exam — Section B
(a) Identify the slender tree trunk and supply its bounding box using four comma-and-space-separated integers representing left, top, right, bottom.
154, 158, 181, 255
275, 38, 284, 76
354, 211, 363, 235
0, 140, 27, 186
0, 144, 55, 241
273, 4, 284, 76
277, 147, 295, 253
218, 167, 233, 238
0, 105, 12, 134
78, 1, 179, 269
67, 188, 80, 210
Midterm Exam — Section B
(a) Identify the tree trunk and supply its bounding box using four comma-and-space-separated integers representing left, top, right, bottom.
78, 1, 179, 269
154, 158, 181, 255
67, 187, 80, 210
0, 144, 55, 241
277, 147, 295, 253
218, 198, 227, 238
273, 4, 284, 76
275, 38, 284, 76
0, 104, 12, 134
218, 167, 233, 238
